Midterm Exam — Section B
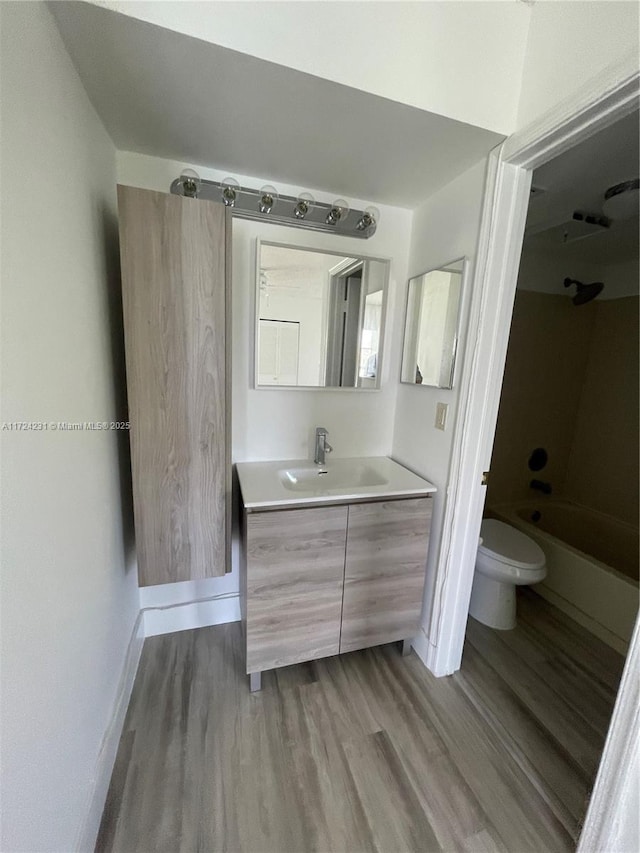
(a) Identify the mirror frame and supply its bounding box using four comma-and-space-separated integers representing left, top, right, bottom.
253, 239, 391, 391
400, 257, 468, 390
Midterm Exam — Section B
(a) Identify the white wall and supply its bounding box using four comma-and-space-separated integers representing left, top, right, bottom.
0, 3, 140, 851
94, 0, 530, 134
518, 0, 640, 129
117, 151, 412, 607
392, 158, 487, 636
599, 257, 640, 300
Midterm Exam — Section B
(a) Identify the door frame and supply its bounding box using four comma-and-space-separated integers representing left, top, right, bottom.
326, 259, 365, 386
426, 55, 639, 675
423, 54, 638, 848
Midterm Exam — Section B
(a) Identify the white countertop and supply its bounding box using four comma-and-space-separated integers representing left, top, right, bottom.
236, 456, 437, 511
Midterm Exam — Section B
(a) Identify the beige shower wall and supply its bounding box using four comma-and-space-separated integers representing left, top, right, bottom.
564, 295, 639, 526
488, 258, 639, 527
487, 290, 595, 506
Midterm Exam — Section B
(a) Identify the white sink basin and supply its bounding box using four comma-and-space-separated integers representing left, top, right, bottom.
279, 462, 388, 492
236, 456, 437, 510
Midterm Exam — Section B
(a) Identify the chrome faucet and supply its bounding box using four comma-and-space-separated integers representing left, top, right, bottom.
314, 427, 333, 466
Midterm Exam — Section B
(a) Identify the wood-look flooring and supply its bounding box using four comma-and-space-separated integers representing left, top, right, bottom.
97, 588, 625, 852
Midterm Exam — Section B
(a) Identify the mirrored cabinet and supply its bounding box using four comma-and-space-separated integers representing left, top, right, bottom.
401, 258, 466, 389
255, 241, 389, 389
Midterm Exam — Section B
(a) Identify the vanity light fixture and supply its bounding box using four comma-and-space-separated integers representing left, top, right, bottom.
221, 176, 240, 207
326, 198, 350, 226
169, 171, 378, 237
259, 185, 278, 214
357, 206, 380, 231
178, 168, 201, 198
294, 191, 315, 219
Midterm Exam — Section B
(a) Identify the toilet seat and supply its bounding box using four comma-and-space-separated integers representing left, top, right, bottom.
479, 519, 545, 571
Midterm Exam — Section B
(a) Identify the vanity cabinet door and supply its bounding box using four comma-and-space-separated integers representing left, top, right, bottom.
341, 498, 432, 653
245, 506, 347, 673
117, 185, 231, 586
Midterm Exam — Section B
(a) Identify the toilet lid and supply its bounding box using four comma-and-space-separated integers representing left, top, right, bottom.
479, 519, 546, 570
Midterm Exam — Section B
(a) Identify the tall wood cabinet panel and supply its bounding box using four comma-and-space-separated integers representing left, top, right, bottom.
117, 185, 231, 586
245, 506, 347, 672
340, 498, 432, 653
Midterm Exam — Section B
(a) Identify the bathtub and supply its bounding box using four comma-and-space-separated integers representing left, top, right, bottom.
489, 499, 639, 654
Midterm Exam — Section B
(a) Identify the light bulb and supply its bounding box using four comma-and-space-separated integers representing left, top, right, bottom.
326, 198, 350, 225
294, 192, 315, 219
259, 185, 278, 214
357, 205, 380, 231
221, 177, 240, 207
179, 168, 201, 198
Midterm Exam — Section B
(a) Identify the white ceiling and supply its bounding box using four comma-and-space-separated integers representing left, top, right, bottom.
87, 0, 531, 134
51, 2, 504, 209
524, 109, 639, 263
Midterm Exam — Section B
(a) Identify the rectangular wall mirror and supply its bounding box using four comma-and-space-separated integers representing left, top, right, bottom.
401, 258, 466, 389
255, 241, 389, 389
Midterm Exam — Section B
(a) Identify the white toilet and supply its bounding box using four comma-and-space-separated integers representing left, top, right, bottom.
469, 519, 546, 630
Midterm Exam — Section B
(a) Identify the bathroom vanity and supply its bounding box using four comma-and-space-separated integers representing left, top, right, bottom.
236, 457, 436, 690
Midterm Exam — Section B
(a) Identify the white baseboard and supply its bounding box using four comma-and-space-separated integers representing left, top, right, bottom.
143, 594, 241, 637
409, 626, 428, 663
76, 611, 145, 852
74, 591, 240, 850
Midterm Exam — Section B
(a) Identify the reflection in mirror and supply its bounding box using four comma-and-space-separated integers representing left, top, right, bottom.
256, 242, 389, 389
401, 258, 465, 389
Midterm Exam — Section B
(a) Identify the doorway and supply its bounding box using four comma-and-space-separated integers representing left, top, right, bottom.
325, 261, 364, 387
426, 72, 639, 676
459, 106, 639, 843
427, 68, 639, 850
483, 109, 639, 652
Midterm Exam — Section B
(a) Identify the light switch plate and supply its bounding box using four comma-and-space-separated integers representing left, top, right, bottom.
435, 402, 448, 431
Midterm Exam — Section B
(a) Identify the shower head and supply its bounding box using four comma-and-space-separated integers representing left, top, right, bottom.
563, 277, 604, 306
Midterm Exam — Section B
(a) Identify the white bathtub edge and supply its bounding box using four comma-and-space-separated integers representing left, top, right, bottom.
536, 584, 630, 656
489, 501, 637, 654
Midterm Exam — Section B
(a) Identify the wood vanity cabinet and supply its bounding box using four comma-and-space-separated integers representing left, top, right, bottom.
242, 497, 432, 678
341, 498, 433, 653
117, 185, 232, 586
244, 506, 347, 673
